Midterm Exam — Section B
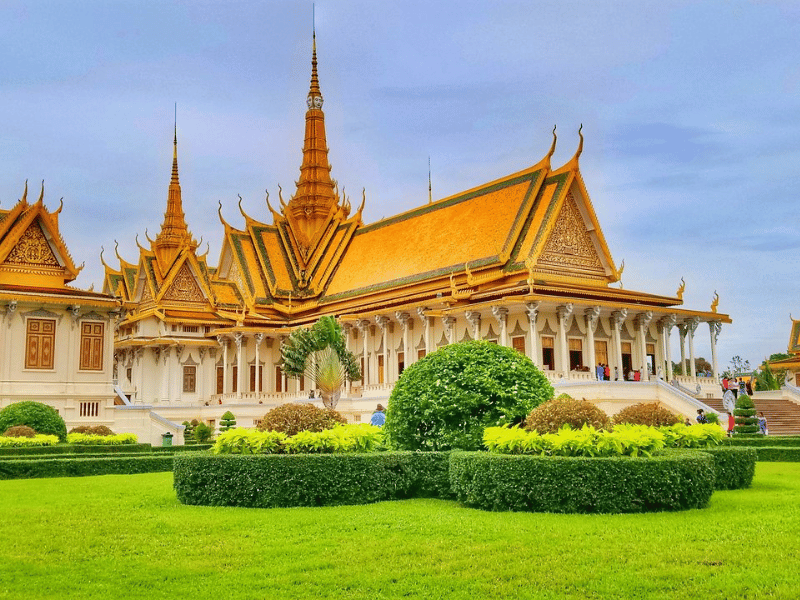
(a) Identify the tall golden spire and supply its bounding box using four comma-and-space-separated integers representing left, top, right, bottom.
286, 30, 343, 249
153, 115, 195, 271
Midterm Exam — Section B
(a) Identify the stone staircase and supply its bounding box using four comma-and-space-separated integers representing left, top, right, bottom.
704, 396, 800, 436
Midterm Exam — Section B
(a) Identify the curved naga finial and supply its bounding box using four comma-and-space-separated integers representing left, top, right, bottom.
265, 190, 282, 221
36, 180, 45, 205
54, 197, 64, 215
574, 124, 584, 160
710, 290, 720, 313
217, 200, 231, 227
21, 179, 28, 204
617, 259, 625, 288
144, 228, 156, 244
135, 234, 146, 252
237, 194, 250, 222
278, 185, 287, 211
357, 188, 366, 214
99, 246, 110, 269
114, 240, 123, 261
546, 125, 557, 160
676, 277, 686, 300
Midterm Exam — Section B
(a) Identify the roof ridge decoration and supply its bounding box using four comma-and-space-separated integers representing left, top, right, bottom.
152, 122, 197, 274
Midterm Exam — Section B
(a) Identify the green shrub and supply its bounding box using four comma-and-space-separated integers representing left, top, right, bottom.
0, 402, 67, 442
219, 411, 236, 432
174, 451, 452, 508
193, 423, 213, 443
613, 402, 680, 427
705, 412, 720, 425
182, 421, 196, 443
700, 446, 756, 489
0, 434, 59, 448
385, 340, 553, 451
753, 447, 800, 462
0, 443, 153, 456
659, 423, 725, 448
734, 394, 758, 435
525, 397, 609, 434
66, 433, 137, 445
258, 404, 347, 436
449, 451, 715, 513
2, 425, 36, 438
0, 455, 173, 480
484, 424, 666, 457
69, 425, 115, 436
725, 436, 800, 447
213, 429, 287, 454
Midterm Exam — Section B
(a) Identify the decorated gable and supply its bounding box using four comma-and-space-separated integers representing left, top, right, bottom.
162, 262, 206, 303
5, 221, 61, 267
536, 192, 605, 276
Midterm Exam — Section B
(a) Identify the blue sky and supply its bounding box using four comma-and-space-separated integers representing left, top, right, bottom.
1, 0, 798, 370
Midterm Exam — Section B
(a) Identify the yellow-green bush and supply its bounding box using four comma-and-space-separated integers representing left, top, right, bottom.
0, 434, 59, 447
66, 433, 138, 445
212, 424, 384, 455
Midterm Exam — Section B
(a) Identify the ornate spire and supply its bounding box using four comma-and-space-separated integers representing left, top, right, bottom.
286, 31, 345, 250
153, 118, 195, 271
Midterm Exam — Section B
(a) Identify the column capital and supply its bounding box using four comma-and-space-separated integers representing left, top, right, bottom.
684, 316, 700, 335
395, 311, 411, 327
709, 320, 722, 343
611, 308, 628, 330
357, 319, 371, 332
216, 334, 226, 347
491, 305, 508, 322
416, 307, 429, 320
375, 315, 391, 330
254, 332, 264, 345
584, 305, 601, 330
234, 332, 243, 349
465, 310, 482, 326
556, 303, 574, 322
525, 301, 541, 320
442, 315, 456, 326
635, 310, 653, 331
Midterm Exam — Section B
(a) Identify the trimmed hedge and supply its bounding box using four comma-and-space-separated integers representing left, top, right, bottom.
725, 436, 800, 447
0, 455, 174, 479
152, 444, 213, 453
0, 452, 160, 462
0, 443, 153, 456
448, 451, 715, 513
174, 452, 452, 508
753, 447, 800, 462
700, 446, 756, 489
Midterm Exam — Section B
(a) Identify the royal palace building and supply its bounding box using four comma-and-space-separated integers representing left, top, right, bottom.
0, 36, 731, 443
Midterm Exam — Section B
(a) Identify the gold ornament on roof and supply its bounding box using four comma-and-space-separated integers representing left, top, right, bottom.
676, 277, 686, 300
710, 290, 719, 313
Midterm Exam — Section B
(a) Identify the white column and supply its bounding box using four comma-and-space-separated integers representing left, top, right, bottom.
660, 314, 676, 381
161, 346, 170, 402
678, 325, 687, 375
376, 315, 390, 385
492, 306, 509, 347
254, 333, 264, 395
556, 303, 573, 374
234, 332, 243, 399
358, 319, 370, 386
175, 345, 184, 402
418, 308, 432, 355
396, 312, 411, 371
465, 311, 481, 341
135, 348, 144, 402
635, 311, 653, 382
585, 306, 600, 376
709, 320, 721, 380
525, 302, 540, 366
217, 335, 229, 395
611, 309, 628, 378
342, 324, 353, 394
686, 317, 699, 378
442, 316, 456, 345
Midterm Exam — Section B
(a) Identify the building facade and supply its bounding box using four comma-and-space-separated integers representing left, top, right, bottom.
101, 36, 731, 432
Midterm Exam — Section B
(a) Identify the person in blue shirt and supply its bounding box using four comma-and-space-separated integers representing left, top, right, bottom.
370, 404, 386, 427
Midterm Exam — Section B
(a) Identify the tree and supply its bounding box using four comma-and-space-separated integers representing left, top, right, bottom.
722, 355, 752, 379
385, 340, 553, 451
755, 360, 785, 391
280, 316, 361, 409
733, 394, 759, 435
219, 411, 236, 432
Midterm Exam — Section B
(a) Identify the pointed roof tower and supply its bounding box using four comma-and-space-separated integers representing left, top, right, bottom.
285, 31, 348, 253
153, 121, 196, 271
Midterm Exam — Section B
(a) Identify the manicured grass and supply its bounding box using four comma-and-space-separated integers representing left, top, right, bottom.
0, 464, 799, 599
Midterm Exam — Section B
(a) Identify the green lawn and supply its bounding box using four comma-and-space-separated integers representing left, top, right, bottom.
0, 463, 798, 599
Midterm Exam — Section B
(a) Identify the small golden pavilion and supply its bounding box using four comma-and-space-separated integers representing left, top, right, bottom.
103, 35, 730, 427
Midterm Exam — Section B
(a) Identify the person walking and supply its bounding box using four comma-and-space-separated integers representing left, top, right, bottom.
604, 364, 610, 381
370, 404, 386, 427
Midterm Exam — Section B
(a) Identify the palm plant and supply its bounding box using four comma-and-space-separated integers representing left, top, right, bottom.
280, 316, 361, 409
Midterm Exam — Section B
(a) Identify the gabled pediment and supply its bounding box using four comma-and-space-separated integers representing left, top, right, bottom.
4, 220, 61, 268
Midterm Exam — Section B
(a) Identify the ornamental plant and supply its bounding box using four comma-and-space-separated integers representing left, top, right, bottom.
219, 411, 237, 432
212, 428, 287, 455
2, 425, 36, 438
524, 395, 609, 434
613, 402, 680, 427
733, 394, 759, 435
0, 434, 59, 447
66, 433, 138, 445
193, 423, 214, 443
69, 425, 115, 436
0, 401, 67, 442
385, 340, 553, 451
258, 403, 347, 436
212, 424, 383, 455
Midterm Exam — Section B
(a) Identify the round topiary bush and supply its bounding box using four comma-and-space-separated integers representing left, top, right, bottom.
384, 340, 553, 451
69, 425, 115, 436
734, 394, 759, 435
2, 425, 36, 438
258, 403, 347, 437
613, 402, 680, 427
525, 394, 609, 433
219, 411, 237, 432
0, 401, 67, 442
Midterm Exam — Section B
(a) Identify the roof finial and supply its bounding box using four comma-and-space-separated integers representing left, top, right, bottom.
574, 123, 584, 160
171, 104, 179, 185
546, 125, 557, 160
428, 156, 432, 204
308, 5, 322, 108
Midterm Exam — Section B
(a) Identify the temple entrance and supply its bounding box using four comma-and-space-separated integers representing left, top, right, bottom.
646, 343, 656, 376
568, 338, 583, 370
397, 352, 405, 376
541, 336, 555, 370
595, 340, 609, 367
621, 342, 633, 377
216, 366, 224, 394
